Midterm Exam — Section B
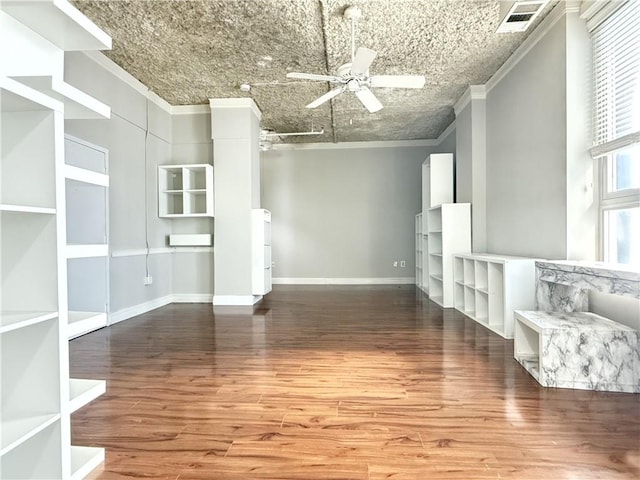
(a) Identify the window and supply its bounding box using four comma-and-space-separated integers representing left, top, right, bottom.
590, 0, 640, 266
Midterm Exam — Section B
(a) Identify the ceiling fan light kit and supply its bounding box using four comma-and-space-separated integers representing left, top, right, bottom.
286, 5, 426, 113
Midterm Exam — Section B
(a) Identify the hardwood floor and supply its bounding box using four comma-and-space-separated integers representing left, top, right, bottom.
70, 285, 640, 480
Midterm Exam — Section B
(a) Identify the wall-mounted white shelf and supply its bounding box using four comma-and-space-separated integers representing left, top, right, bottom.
68, 311, 107, 340
168, 234, 212, 247
158, 164, 214, 217
69, 379, 106, 414
66, 244, 108, 259
427, 203, 471, 308
0, 0, 112, 51
0, 311, 58, 334
0, 413, 61, 457
14, 76, 110, 119
453, 253, 537, 338
71, 446, 105, 480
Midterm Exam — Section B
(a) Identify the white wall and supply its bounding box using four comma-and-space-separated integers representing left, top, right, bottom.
262, 144, 443, 281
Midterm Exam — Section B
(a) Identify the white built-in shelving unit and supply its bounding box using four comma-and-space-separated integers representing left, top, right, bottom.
422, 153, 454, 215
415, 213, 423, 291
453, 253, 537, 338
64, 135, 109, 340
252, 209, 273, 296
427, 203, 471, 308
417, 153, 454, 295
158, 164, 214, 217
1, 1, 111, 478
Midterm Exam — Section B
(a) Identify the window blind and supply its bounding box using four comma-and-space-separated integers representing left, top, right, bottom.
591, 0, 640, 157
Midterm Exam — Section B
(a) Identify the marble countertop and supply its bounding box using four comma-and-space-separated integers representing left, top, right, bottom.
536, 260, 640, 282
515, 310, 636, 332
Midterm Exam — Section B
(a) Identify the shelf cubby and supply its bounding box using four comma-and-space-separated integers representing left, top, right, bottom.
1, 213, 59, 312
69, 379, 106, 414
476, 290, 489, 323
474, 260, 488, 291
1, 418, 63, 479
1, 319, 61, 455
158, 164, 213, 217
452, 253, 537, 338
463, 285, 476, 317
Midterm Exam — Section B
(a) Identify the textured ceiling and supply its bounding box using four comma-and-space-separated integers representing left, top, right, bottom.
71, 0, 555, 143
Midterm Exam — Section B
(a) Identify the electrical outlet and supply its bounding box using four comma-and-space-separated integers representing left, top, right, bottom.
144, 275, 153, 286
393, 261, 398, 268
400, 260, 406, 268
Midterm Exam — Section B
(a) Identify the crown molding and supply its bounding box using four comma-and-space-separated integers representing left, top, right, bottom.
209, 98, 262, 120
453, 85, 487, 116
270, 138, 439, 151
486, 2, 568, 94
172, 104, 210, 115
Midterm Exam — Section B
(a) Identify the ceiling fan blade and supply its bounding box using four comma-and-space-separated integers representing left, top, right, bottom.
287, 72, 341, 82
370, 75, 426, 89
350, 47, 377, 75
355, 87, 383, 113
306, 87, 344, 108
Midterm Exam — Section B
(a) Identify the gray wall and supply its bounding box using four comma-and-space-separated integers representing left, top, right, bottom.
171, 111, 214, 296
65, 52, 173, 313
262, 144, 442, 280
485, 17, 568, 259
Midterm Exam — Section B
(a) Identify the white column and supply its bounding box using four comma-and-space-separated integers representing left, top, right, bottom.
209, 98, 262, 305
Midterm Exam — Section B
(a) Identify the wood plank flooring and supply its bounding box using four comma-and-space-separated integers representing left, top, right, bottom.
69, 285, 640, 480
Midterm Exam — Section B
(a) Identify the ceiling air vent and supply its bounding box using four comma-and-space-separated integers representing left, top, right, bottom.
497, 1, 549, 33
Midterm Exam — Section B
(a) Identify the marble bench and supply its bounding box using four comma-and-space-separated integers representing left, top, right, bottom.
514, 310, 639, 393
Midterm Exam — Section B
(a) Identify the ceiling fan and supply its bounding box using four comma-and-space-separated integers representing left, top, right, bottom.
286, 5, 426, 113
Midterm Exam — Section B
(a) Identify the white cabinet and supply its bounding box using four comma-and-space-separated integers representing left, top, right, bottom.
453, 253, 536, 338
422, 153, 454, 219
1, 1, 110, 478
415, 214, 422, 289
252, 209, 272, 296
64, 135, 109, 340
427, 203, 471, 308
158, 164, 214, 217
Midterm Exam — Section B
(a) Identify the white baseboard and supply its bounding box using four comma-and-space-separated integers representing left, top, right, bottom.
272, 277, 416, 285
172, 293, 213, 303
212, 294, 262, 306
108, 295, 173, 325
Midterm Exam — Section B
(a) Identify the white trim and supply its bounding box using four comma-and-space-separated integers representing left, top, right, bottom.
111, 247, 173, 257
272, 277, 416, 285
172, 294, 213, 303
209, 98, 262, 120
271, 138, 438, 151
486, 2, 568, 94
590, 132, 640, 158
453, 85, 487, 116
108, 295, 173, 325
582, 0, 628, 31
172, 105, 209, 115
212, 294, 263, 306
436, 120, 456, 144
80, 51, 173, 113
